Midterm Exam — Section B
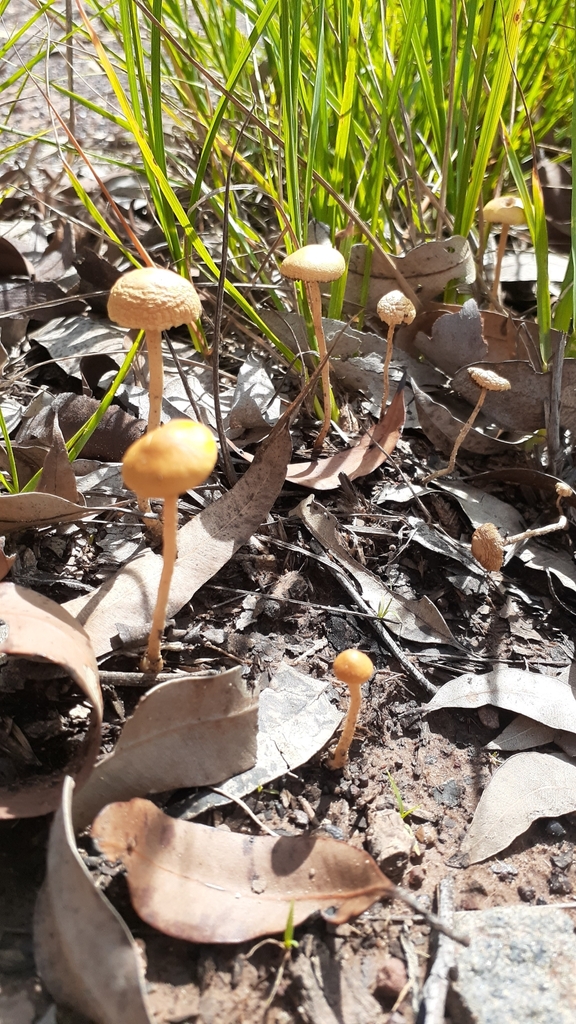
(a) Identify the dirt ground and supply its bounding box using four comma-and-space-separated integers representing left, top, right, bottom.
2, 5, 576, 1024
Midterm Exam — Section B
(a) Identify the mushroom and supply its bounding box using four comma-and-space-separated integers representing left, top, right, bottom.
482, 196, 527, 299
376, 290, 416, 415
280, 244, 346, 450
108, 267, 202, 433
423, 367, 511, 484
471, 482, 571, 572
122, 419, 218, 671
328, 649, 374, 769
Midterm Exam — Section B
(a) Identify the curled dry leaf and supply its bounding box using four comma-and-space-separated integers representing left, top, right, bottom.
286, 381, 405, 489
37, 413, 82, 504
424, 666, 576, 735
344, 236, 475, 313
296, 496, 461, 647
92, 797, 395, 943
0, 492, 95, 534
34, 778, 153, 1024
64, 414, 293, 658
462, 751, 576, 863
73, 666, 258, 830
0, 582, 102, 818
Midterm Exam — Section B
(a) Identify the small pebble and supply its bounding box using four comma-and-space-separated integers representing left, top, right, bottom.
518, 885, 536, 903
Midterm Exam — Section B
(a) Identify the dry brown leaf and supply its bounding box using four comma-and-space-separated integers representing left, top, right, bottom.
92, 797, 395, 942
0, 582, 102, 818
0, 492, 95, 534
344, 237, 475, 313
486, 714, 556, 752
37, 413, 82, 504
471, 468, 576, 510
411, 379, 530, 455
73, 666, 258, 830
34, 778, 153, 1024
425, 666, 576, 734
17, 393, 145, 463
286, 382, 405, 489
296, 496, 461, 647
64, 415, 292, 658
462, 751, 576, 863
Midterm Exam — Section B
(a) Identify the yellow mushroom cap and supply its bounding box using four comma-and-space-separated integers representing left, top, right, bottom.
483, 196, 527, 227
122, 420, 217, 498
280, 244, 346, 283
333, 649, 374, 687
108, 267, 202, 331
467, 367, 511, 392
376, 290, 416, 327
471, 522, 505, 572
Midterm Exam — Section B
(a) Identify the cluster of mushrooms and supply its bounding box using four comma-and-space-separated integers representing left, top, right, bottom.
105, 191, 565, 758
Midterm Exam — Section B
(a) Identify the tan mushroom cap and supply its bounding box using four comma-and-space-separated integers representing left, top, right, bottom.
333, 649, 374, 686
468, 367, 511, 392
122, 419, 217, 498
280, 244, 346, 283
376, 290, 416, 327
471, 522, 505, 572
483, 196, 527, 227
108, 267, 202, 331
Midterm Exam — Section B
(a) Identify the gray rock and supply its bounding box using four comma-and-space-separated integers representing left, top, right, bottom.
448, 906, 576, 1024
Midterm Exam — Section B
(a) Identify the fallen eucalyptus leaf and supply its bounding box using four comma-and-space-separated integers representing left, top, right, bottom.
73, 666, 258, 829
0, 583, 102, 818
92, 797, 395, 942
37, 414, 82, 504
18, 393, 145, 463
433, 479, 526, 535
30, 317, 128, 377
0, 492, 96, 534
175, 663, 343, 819
227, 352, 281, 436
34, 778, 152, 1024
344, 237, 475, 313
462, 751, 576, 863
296, 496, 462, 647
485, 714, 557, 752
64, 414, 293, 657
518, 543, 576, 594
286, 382, 405, 489
424, 666, 576, 734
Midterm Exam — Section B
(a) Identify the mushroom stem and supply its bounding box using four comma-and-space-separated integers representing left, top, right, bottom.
329, 684, 362, 769
142, 494, 178, 671
507, 516, 568, 545
423, 389, 487, 484
145, 328, 164, 433
490, 223, 509, 303
306, 281, 332, 451
381, 323, 395, 417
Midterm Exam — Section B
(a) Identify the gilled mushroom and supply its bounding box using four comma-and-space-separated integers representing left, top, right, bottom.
376, 290, 416, 415
280, 244, 346, 450
423, 367, 511, 484
482, 196, 527, 299
472, 482, 572, 572
108, 267, 202, 433
122, 419, 218, 671
328, 649, 374, 769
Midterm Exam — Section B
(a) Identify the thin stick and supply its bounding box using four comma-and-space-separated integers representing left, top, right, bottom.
417, 876, 457, 1022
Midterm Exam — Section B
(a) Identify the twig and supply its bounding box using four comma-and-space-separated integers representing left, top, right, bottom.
416, 876, 456, 1024
547, 330, 567, 477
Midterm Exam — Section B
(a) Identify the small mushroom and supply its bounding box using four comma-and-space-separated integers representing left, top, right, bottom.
376, 290, 416, 415
280, 244, 346, 450
122, 419, 218, 671
472, 483, 571, 572
108, 267, 202, 433
423, 367, 511, 484
328, 649, 374, 769
482, 196, 527, 299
